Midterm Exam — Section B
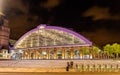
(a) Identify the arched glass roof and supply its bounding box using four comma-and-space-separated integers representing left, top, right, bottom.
14, 24, 92, 49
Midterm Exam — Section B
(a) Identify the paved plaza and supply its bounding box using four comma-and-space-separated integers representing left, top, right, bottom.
0, 60, 120, 68
0, 60, 120, 75
0, 60, 120, 72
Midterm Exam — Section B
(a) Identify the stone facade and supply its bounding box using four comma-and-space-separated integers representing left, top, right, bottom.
0, 15, 10, 50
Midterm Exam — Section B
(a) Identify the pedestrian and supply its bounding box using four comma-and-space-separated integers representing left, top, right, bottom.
66, 65, 69, 71
67, 62, 70, 67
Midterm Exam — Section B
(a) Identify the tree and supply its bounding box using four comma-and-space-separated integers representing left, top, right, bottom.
112, 43, 120, 59
83, 48, 89, 55
103, 43, 120, 59
92, 46, 100, 59
82, 47, 89, 59
103, 44, 114, 59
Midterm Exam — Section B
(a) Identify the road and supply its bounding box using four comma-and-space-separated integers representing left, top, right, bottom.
0, 72, 120, 75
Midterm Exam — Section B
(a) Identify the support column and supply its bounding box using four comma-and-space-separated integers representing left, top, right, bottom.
36, 49, 38, 59
26, 50, 29, 59
33, 50, 35, 59
70, 47, 74, 59
40, 48, 43, 59
31, 50, 34, 59
62, 47, 65, 59
35, 49, 37, 59
58, 48, 62, 59
37, 49, 40, 59
80, 50, 83, 59
24, 50, 26, 59
30, 50, 32, 59
29, 49, 31, 59
80, 47, 83, 59
26, 50, 28, 59
49, 49, 51, 59
46, 48, 49, 59
48, 48, 50, 59
23, 51, 25, 59
28, 49, 30, 59
78, 47, 81, 59
54, 48, 57, 59
89, 46, 92, 59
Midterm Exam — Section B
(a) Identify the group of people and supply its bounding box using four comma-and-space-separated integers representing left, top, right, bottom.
66, 61, 73, 71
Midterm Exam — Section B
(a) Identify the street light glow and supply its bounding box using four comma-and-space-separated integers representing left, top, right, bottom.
0, 0, 3, 11
0, 0, 4, 15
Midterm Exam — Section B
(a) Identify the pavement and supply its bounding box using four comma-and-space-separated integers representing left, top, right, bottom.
0, 68, 74, 72
0, 72, 120, 75
0, 67, 120, 75
0, 67, 120, 73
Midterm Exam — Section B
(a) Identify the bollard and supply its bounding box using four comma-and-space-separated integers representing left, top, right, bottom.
98, 64, 102, 72
116, 64, 119, 72
104, 64, 107, 72
92, 64, 95, 72
75, 64, 78, 72
87, 64, 90, 72
110, 64, 113, 72
81, 64, 84, 72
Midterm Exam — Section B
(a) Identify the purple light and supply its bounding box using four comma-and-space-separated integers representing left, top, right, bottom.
14, 24, 92, 49
46, 25, 92, 45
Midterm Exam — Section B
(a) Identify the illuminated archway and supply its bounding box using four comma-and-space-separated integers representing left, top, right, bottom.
14, 24, 92, 49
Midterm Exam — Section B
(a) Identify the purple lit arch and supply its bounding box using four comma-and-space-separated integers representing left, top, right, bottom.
14, 24, 92, 48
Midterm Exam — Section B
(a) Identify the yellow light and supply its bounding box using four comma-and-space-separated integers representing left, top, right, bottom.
0, 0, 2, 10
0, 12, 4, 15
0, 0, 5, 16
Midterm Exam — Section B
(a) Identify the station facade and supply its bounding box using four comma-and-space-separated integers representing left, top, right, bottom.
13, 24, 92, 59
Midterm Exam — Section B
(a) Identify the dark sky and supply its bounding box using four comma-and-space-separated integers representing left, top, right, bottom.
2, 0, 120, 47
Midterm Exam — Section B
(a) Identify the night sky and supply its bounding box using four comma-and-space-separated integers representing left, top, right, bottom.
2, 0, 120, 47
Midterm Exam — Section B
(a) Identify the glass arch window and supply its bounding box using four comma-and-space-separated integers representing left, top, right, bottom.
14, 24, 92, 49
